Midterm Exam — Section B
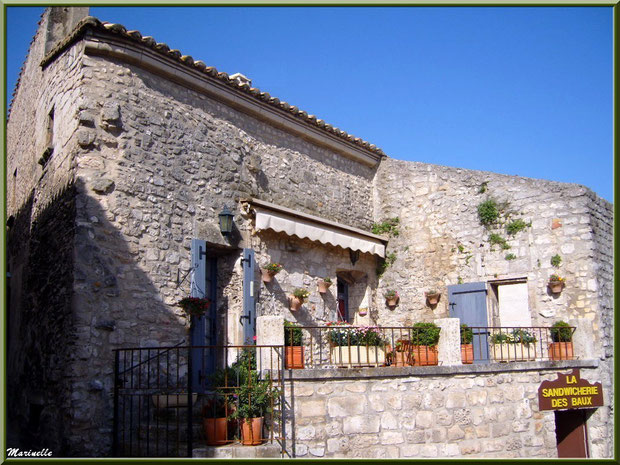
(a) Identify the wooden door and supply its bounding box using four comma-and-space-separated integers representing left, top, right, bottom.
447, 282, 489, 363
555, 410, 589, 458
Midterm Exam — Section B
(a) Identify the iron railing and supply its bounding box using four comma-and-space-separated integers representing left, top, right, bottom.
283, 325, 576, 369
112, 344, 284, 457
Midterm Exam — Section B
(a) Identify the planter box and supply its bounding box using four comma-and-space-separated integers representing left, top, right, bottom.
285, 346, 305, 369
548, 342, 574, 360
461, 344, 474, 364
151, 393, 198, 409
491, 343, 537, 362
330, 346, 386, 367
411, 345, 438, 366
392, 351, 413, 367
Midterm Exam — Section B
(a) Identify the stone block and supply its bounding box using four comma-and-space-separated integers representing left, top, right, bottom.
380, 411, 398, 429
328, 396, 365, 417
415, 410, 434, 429
297, 424, 316, 440
447, 425, 465, 440
343, 415, 380, 434
309, 446, 325, 457
435, 318, 462, 365
380, 431, 404, 445
445, 391, 466, 408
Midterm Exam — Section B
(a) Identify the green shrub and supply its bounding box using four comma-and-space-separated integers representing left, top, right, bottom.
550, 321, 573, 342
505, 253, 516, 260
284, 320, 303, 346
551, 254, 562, 268
371, 217, 400, 237
377, 252, 397, 277
477, 199, 500, 226
460, 324, 473, 344
411, 322, 441, 347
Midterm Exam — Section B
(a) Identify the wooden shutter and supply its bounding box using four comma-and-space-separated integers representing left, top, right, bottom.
241, 248, 257, 344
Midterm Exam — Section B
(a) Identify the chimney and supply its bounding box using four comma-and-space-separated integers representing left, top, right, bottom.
45, 7, 90, 54
230, 73, 252, 87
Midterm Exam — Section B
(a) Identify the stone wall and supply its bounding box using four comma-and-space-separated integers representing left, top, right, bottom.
284, 365, 605, 458
372, 159, 612, 339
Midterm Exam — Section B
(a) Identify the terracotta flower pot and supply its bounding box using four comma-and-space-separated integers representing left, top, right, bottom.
318, 280, 332, 293
261, 268, 275, 283
241, 417, 264, 446
548, 281, 564, 294
386, 297, 399, 307
393, 351, 413, 367
290, 296, 303, 311
549, 342, 574, 360
285, 346, 305, 369
426, 293, 440, 305
461, 344, 474, 364
411, 345, 438, 366
203, 417, 229, 446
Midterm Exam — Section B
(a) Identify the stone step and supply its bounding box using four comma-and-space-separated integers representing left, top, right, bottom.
193, 443, 282, 458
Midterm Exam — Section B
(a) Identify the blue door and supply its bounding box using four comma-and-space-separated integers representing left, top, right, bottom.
447, 282, 489, 364
190, 239, 217, 392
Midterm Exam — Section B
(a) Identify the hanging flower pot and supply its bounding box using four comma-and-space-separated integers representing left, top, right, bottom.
317, 278, 332, 293
290, 288, 309, 311
261, 263, 282, 283
177, 297, 211, 317
358, 308, 368, 317
425, 291, 440, 306
383, 289, 399, 307
548, 274, 565, 294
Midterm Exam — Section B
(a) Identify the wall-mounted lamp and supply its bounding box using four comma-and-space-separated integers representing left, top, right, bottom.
218, 206, 234, 235
349, 249, 360, 265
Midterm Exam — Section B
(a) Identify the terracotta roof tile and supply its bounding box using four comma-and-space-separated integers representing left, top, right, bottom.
40, 15, 385, 158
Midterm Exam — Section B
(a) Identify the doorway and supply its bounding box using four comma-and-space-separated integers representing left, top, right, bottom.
337, 280, 349, 322
555, 409, 590, 458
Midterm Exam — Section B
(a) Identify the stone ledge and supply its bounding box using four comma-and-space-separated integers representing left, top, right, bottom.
193, 443, 282, 458
284, 359, 599, 381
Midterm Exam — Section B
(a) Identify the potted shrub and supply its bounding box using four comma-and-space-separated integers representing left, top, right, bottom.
317, 277, 332, 293
548, 274, 565, 294
261, 263, 282, 283
384, 289, 399, 306
460, 324, 474, 364
289, 288, 309, 311
327, 322, 387, 367
202, 394, 233, 446
425, 290, 441, 306
490, 329, 537, 362
549, 320, 574, 360
284, 320, 304, 369
410, 322, 441, 366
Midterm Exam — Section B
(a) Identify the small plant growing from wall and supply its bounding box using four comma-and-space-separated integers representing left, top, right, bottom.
506, 219, 531, 236
505, 253, 516, 261
551, 254, 562, 268
477, 198, 501, 226
372, 217, 400, 237
377, 252, 397, 277
478, 181, 489, 194
489, 233, 511, 250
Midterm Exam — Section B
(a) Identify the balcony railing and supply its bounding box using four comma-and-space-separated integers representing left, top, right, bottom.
283, 325, 576, 369
112, 344, 284, 457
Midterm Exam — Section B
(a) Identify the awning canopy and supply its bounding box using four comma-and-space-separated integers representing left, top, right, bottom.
246, 199, 387, 258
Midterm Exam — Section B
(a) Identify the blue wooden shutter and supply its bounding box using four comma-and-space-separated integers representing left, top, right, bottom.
241, 248, 257, 344
448, 282, 489, 363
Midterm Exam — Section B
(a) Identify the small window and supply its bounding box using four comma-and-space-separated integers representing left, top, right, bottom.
39, 107, 54, 167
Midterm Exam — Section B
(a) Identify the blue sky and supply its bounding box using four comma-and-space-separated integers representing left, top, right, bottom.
5, 6, 613, 202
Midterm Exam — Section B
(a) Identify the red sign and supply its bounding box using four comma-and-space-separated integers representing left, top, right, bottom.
538, 369, 604, 411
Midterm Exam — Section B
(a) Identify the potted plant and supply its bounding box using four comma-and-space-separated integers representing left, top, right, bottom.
317, 277, 332, 293
549, 321, 574, 360
261, 263, 282, 283
460, 324, 474, 364
289, 288, 309, 311
410, 322, 441, 366
229, 364, 279, 446
327, 322, 387, 367
490, 329, 537, 362
284, 320, 304, 369
384, 289, 399, 306
390, 339, 413, 367
548, 274, 565, 294
202, 394, 233, 446
425, 290, 441, 306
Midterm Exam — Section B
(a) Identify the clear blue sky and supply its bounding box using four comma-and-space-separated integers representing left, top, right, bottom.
5, 6, 613, 202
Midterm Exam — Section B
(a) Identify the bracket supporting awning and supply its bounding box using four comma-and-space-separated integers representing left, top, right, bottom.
243, 198, 387, 258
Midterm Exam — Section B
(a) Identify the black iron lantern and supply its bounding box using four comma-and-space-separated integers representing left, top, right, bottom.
218, 206, 234, 235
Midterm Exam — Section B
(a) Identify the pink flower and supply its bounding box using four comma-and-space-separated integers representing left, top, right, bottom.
253, 335, 257, 341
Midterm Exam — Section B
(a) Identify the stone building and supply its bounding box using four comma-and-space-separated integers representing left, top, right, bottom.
6, 7, 613, 459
